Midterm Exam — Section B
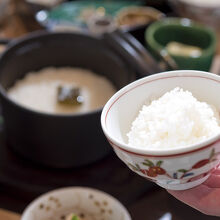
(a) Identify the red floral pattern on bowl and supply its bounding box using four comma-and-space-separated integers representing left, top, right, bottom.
127, 148, 218, 180
112, 139, 220, 190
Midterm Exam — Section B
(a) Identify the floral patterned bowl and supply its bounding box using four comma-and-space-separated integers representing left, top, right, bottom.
21, 187, 131, 220
101, 70, 220, 190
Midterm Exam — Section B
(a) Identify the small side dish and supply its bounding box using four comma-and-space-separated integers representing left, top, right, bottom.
21, 187, 131, 220
116, 6, 164, 30
36, 1, 142, 30
145, 18, 216, 71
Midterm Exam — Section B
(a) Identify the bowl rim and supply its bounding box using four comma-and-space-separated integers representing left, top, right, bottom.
145, 17, 216, 59
177, 0, 220, 8
101, 70, 220, 157
21, 186, 131, 220
25, 0, 64, 8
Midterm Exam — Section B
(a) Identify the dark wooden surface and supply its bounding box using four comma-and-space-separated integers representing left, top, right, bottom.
0, 122, 219, 220
0, 127, 154, 206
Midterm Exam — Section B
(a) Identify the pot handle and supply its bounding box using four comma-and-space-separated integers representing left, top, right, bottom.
103, 29, 178, 78
0, 38, 11, 57
0, 38, 11, 117
0, 38, 11, 45
103, 29, 163, 78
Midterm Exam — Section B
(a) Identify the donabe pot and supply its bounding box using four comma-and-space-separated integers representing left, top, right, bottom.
0, 31, 135, 168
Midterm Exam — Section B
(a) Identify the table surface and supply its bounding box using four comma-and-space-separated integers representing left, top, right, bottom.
0, 209, 20, 220
0, 128, 219, 220
0, 2, 220, 220
1, 188, 220, 220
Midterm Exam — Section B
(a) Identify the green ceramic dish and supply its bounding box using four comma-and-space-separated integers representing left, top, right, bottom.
37, 0, 143, 29
145, 18, 216, 71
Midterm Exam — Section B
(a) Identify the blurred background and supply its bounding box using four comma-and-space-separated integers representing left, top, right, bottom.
0, 0, 219, 220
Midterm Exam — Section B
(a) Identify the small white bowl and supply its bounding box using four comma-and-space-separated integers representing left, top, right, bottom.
101, 70, 220, 190
21, 187, 131, 220
168, 0, 220, 28
26, 0, 63, 8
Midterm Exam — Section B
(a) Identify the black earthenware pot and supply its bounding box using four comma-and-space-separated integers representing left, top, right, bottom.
0, 30, 161, 168
0, 31, 138, 168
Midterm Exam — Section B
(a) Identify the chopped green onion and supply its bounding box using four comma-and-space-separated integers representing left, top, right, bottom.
72, 215, 80, 220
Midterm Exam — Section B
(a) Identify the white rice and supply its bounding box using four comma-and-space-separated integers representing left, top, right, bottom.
127, 87, 220, 149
